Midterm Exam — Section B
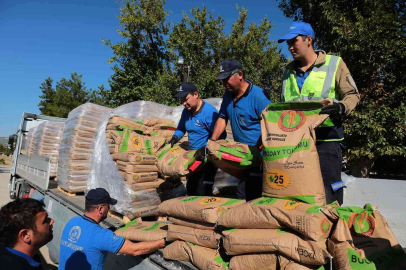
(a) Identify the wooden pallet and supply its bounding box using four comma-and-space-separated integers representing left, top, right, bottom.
57, 186, 84, 197
108, 210, 140, 224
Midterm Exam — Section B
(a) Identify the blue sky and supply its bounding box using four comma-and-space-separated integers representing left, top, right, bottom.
0, 0, 293, 137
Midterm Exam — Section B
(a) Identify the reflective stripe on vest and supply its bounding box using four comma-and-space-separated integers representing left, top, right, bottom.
282, 55, 341, 102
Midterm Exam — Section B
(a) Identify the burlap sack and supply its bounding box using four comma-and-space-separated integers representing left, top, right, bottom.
116, 161, 159, 173
111, 152, 157, 164
141, 118, 175, 127
167, 224, 220, 248
114, 220, 168, 242
108, 116, 144, 129
131, 188, 159, 202
128, 179, 165, 191
207, 140, 261, 179
163, 241, 230, 270
217, 197, 334, 242
131, 198, 161, 208
229, 253, 278, 270
119, 171, 126, 179
222, 228, 331, 265
157, 144, 202, 178
145, 129, 175, 139
107, 138, 115, 144
168, 217, 215, 230
124, 172, 158, 183
261, 102, 329, 205
124, 205, 159, 220
158, 196, 245, 223
326, 204, 406, 269
120, 129, 166, 154
278, 255, 325, 270
163, 241, 190, 262
69, 152, 92, 161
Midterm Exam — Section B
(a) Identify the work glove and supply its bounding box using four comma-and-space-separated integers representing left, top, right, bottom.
169, 136, 179, 148
194, 146, 207, 161
320, 102, 345, 119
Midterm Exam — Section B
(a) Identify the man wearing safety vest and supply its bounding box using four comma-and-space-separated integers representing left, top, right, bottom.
278, 22, 360, 205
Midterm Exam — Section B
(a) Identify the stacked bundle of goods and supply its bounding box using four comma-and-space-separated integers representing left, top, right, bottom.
106, 116, 169, 219
57, 103, 112, 193
160, 196, 245, 269
26, 126, 38, 155
217, 197, 333, 270
32, 122, 65, 177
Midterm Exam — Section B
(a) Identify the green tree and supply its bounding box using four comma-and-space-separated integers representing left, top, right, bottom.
102, 0, 172, 107
38, 73, 105, 118
104, 1, 287, 106
278, 0, 406, 177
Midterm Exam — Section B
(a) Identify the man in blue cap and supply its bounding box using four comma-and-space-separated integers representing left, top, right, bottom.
58, 188, 165, 270
169, 82, 223, 196
209, 59, 271, 201
278, 22, 360, 204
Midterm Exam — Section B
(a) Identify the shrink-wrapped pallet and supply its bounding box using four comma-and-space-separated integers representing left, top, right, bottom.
32, 122, 65, 177
57, 103, 112, 192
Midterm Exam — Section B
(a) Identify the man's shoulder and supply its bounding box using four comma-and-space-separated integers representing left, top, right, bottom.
250, 84, 267, 97
202, 102, 218, 113
0, 245, 38, 270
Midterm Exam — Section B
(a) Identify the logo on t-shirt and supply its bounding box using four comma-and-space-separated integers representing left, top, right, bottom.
68, 226, 81, 243
195, 119, 202, 127
239, 116, 247, 127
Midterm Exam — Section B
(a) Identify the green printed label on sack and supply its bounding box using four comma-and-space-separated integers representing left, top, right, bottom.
276, 228, 289, 233
180, 196, 201, 203
320, 218, 331, 234
118, 219, 139, 230
141, 222, 161, 231
220, 199, 242, 206
200, 197, 221, 205
167, 156, 178, 166
263, 139, 310, 161
183, 151, 197, 169
213, 255, 230, 268
305, 205, 322, 214
144, 140, 152, 155
252, 197, 278, 206
278, 110, 306, 132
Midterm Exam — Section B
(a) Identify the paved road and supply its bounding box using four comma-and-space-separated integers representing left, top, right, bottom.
0, 166, 57, 269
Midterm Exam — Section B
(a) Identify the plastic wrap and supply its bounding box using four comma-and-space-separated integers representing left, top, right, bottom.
32, 122, 65, 177
88, 99, 223, 214
26, 126, 38, 155
57, 103, 112, 192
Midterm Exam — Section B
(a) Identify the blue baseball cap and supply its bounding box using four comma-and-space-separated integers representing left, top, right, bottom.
175, 82, 198, 98
278, 22, 315, 43
86, 188, 117, 205
216, 59, 243, 80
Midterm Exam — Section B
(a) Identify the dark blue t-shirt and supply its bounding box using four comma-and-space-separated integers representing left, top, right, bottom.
219, 80, 271, 146
58, 216, 125, 270
173, 101, 220, 150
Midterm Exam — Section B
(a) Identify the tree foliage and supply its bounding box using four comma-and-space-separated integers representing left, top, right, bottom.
103, 0, 287, 107
278, 0, 406, 176
38, 73, 105, 118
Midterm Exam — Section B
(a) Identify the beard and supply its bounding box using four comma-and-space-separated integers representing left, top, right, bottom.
33, 230, 53, 248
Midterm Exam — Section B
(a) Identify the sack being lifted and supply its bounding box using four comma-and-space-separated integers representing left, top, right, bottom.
206, 139, 261, 179
260, 102, 329, 205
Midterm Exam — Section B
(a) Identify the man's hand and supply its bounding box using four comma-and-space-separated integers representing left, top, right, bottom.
194, 146, 207, 161
320, 103, 345, 119
169, 136, 179, 148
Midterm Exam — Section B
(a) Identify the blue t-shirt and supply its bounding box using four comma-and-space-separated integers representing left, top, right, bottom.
173, 101, 221, 150
58, 216, 125, 270
219, 80, 271, 146
296, 68, 309, 92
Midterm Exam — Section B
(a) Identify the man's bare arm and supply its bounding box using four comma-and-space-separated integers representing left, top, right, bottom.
211, 118, 226, 141
118, 239, 165, 256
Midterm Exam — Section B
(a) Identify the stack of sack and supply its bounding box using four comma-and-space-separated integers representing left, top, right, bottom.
106, 116, 169, 219
217, 197, 333, 270
160, 196, 245, 269
32, 122, 65, 177
206, 139, 261, 179
26, 126, 38, 155
57, 103, 112, 192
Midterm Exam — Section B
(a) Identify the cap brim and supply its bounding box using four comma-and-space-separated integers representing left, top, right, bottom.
109, 198, 118, 205
216, 71, 232, 81
175, 91, 190, 98
277, 33, 300, 43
